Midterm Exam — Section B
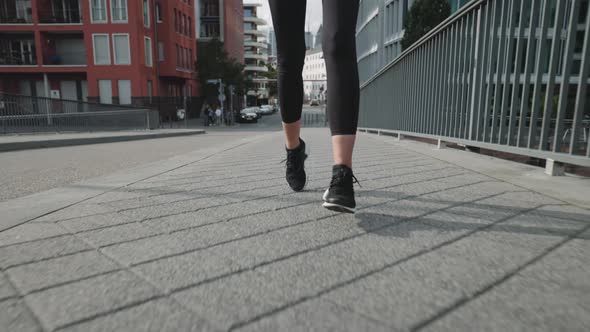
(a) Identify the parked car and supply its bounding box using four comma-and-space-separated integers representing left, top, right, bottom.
309, 100, 319, 106
251, 106, 263, 118
260, 105, 275, 115
237, 107, 259, 123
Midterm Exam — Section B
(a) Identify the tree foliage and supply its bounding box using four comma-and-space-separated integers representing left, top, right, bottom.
196, 39, 249, 102
401, 0, 451, 50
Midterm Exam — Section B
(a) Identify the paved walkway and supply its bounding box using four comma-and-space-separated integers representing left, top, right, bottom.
0, 129, 205, 152
1, 129, 589, 331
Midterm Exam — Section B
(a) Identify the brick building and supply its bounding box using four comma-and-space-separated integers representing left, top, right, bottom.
196, 0, 244, 63
0, 0, 198, 107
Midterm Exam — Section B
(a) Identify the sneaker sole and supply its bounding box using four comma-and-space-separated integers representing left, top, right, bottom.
322, 202, 356, 214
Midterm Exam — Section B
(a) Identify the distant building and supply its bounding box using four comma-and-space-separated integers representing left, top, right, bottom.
196, 0, 244, 63
450, 0, 470, 13
267, 29, 277, 57
314, 24, 323, 49
302, 48, 326, 103
0, 0, 198, 105
304, 31, 313, 50
356, 0, 471, 84
243, 3, 269, 105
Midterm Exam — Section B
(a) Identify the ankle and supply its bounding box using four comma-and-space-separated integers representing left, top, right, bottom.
286, 138, 302, 150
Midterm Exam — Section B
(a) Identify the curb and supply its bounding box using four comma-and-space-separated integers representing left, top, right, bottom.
0, 130, 206, 152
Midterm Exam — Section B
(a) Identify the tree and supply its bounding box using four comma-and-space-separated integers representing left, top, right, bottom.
401, 0, 451, 50
196, 39, 248, 105
261, 63, 278, 99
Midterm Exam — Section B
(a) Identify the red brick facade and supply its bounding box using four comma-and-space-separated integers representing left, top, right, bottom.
0, 0, 198, 104
222, 0, 244, 64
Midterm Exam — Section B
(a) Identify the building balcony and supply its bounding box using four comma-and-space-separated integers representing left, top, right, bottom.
38, 0, 82, 24
42, 33, 86, 66
245, 53, 268, 61
244, 16, 266, 25
200, 0, 220, 17
244, 29, 266, 37
200, 22, 220, 39
244, 41, 268, 49
0, 33, 36, 66
0, 0, 33, 24
244, 65, 268, 73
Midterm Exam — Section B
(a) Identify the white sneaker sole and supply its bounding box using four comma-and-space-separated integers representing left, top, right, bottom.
322, 202, 356, 214
322, 189, 356, 213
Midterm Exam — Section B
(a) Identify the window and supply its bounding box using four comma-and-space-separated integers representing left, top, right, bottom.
156, 3, 162, 22
158, 42, 165, 61
173, 9, 177, 31
111, 0, 127, 22
98, 80, 112, 104
90, 0, 107, 22
118, 80, 131, 105
175, 44, 180, 65
189, 49, 193, 70
144, 37, 152, 67
92, 34, 111, 64
188, 17, 192, 37
143, 0, 150, 27
147, 80, 153, 102
112, 34, 130, 65
182, 14, 186, 35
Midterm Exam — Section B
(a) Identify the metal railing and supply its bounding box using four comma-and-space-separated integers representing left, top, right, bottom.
0, 93, 158, 134
358, 0, 590, 167
38, 9, 82, 24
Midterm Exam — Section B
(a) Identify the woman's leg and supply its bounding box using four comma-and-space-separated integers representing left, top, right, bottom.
269, 0, 309, 191
321, 0, 360, 213
268, 0, 307, 149
322, 0, 361, 167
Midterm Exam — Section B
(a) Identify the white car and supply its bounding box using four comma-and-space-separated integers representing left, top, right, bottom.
260, 105, 274, 115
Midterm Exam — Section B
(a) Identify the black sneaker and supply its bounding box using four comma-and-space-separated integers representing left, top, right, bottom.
322, 165, 359, 213
284, 139, 308, 192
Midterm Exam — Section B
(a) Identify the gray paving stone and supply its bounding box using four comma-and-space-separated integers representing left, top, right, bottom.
219, 214, 366, 270
133, 248, 238, 292
514, 238, 590, 296
60, 298, 220, 332
0, 223, 68, 247
85, 190, 149, 204
324, 216, 568, 329
0, 273, 17, 301
173, 271, 286, 331
33, 204, 115, 223
58, 212, 136, 233
0, 299, 41, 332
0, 235, 89, 270
423, 268, 590, 331
253, 212, 481, 303
78, 222, 160, 247
6, 250, 119, 294
25, 270, 161, 331
118, 195, 239, 222
236, 299, 392, 332
143, 199, 329, 236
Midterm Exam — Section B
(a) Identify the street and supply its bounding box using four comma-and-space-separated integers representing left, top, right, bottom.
0, 106, 324, 202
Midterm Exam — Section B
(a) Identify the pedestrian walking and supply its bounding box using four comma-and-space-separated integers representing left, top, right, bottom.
269, 0, 360, 213
208, 107, 215, 126
215, 106, 222, 126
202, 103, 210, 127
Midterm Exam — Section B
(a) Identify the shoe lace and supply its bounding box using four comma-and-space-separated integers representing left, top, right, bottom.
280, 150, 302, 172
330, 169, 361, 188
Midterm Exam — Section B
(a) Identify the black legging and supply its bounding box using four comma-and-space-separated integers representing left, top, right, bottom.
269, 0, 360, 135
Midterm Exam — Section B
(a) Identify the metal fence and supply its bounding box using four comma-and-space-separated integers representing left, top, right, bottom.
302, 107, 328, 128
0, 93, 158, 134
358, 0, 590, 168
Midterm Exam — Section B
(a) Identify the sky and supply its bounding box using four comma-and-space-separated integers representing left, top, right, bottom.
248, 0, 324, 33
